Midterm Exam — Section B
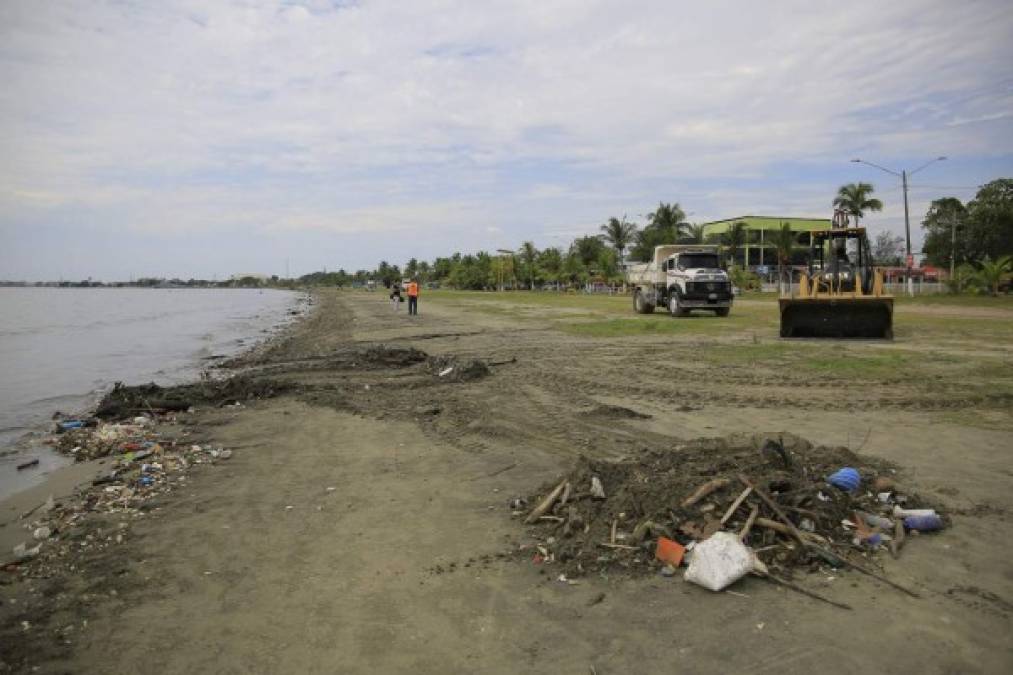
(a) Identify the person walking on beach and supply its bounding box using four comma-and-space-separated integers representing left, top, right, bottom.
406, 278, 420, 316
389, 283, 402, 311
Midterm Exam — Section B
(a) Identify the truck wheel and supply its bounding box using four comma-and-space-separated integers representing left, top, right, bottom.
668, 294, 687, 318
634, 291, 654, 314
715, 307, 730, 317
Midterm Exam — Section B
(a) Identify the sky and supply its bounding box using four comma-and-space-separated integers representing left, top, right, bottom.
2, 0, 1012, 281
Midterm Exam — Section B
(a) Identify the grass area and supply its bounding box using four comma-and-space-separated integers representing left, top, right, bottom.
423, 289, 1013, 349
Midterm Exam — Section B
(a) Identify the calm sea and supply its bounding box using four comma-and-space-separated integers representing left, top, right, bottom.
0, 287, 303, 499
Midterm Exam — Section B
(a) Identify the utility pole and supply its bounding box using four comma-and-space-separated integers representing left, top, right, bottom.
851, 156, 946, 297
950, 212, 957, 283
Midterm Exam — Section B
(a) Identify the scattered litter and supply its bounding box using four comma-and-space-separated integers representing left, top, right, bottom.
16, 458, 40, 471
438, 367, 454, 377
827, 467, 861, 493
684, 532, 756, 591
515, 432, 946, 592
655, 536, 686, 567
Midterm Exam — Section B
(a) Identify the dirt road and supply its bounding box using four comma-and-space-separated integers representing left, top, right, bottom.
4, 290, 1012, 673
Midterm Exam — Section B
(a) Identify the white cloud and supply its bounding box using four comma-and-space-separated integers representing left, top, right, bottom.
1, 0, 1011, 277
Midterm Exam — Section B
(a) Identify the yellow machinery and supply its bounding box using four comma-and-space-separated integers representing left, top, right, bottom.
779, 211, 894, 339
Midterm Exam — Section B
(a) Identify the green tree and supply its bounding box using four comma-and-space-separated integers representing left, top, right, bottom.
833, 182, 883, 226
629, 202, 689, 261
921, 197, 968, 268
872, 230, 905, 266
721, 221, 748, 268
537, 247, 563, 288
768, 223, 796, 293
570, 235, 606, 268
561, 252, 587, 286
683, 223, 707, 244
964, 178, 1013, 263
519, 241, 539, 290
405, 258, 419, 279
599, 217, 637, 261
976, 255, 1012, 296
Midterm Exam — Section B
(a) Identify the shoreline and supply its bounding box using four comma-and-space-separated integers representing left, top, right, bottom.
0, 289, 312, 502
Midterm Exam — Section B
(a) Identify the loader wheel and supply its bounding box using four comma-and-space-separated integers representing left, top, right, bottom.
634, 291, 655, 314
668, 294, 687, 318
715, 307, 730, 317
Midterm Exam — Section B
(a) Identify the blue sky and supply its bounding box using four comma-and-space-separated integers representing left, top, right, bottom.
2, 0, 1012, 280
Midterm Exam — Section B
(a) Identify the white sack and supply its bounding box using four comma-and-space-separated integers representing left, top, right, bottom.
684, 531, 755, 591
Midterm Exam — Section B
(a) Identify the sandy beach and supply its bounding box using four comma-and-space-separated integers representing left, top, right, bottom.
2, 289, 1011, 674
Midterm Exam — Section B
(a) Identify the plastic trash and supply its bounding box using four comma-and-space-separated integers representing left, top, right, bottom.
684, 532, 755, 591
892, 506, 937, 518
859, 512, 894, 529
827, 468, 860, 492
904, 514, 943, 532
655, 536, 686, 567
59, 420, 85, 431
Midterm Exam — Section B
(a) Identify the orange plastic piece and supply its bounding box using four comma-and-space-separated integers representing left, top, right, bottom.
655, 536, 686, 567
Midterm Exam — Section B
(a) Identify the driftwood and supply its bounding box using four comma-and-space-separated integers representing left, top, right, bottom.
720, 486, 753, 524
597, 542, 638, 550
739, 475, 806, 546
889, 519, 906, 559
681, 478, 730, 508
525, 480, 568, 524
739, 506, 759, 540
756, 572, 853, 610
740, 474, 920, 598
560, 481, 572, 506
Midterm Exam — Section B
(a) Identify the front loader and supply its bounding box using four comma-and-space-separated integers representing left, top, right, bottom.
779, 211, 893, 339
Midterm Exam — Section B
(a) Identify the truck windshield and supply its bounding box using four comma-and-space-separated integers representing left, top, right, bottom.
679, 253, 720, 269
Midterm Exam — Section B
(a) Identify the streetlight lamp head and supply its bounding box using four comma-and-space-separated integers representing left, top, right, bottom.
938, 156, 947, 161
850, 158, 861, 163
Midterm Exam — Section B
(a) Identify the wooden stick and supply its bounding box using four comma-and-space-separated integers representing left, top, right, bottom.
484, 462, 517, 479
560, 481, 572, 506
597, 542, 638, 550
739, 506, 759, 540
537, 516, 564, 522
610, 519, 617, 545
721, 486, 753, 524
889, 519, 906, 559
829, 552, 921, 598
755, 517, 793, 535
739, 475, 806, 546
681, 478, 730, 508
756, 572, 853, 610
525, 479, 567, 524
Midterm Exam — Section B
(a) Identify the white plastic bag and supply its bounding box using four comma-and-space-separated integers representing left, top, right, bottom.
684, 531, 755, 591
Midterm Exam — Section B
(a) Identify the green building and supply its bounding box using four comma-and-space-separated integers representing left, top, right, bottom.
700, 216, 832, 269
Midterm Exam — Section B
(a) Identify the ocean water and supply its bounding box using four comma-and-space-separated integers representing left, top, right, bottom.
0, 287, 303, 499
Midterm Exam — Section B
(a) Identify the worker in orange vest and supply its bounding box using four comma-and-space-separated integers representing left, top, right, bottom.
406, 278, 420, 316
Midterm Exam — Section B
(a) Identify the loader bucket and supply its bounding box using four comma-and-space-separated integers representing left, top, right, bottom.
779, 297, 893, 339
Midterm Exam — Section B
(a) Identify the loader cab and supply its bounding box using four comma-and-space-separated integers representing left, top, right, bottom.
808, 228, 875, 295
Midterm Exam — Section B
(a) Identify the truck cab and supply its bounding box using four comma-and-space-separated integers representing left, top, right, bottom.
627, 245, 733, 317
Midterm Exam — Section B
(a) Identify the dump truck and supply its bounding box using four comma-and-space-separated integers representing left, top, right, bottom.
627, 245, 733, 317
779, 210, 893, 338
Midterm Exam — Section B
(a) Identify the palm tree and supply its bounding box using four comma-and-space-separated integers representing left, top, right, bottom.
520, 241, 538, 290
600, 217, 637, 261
721, 221, 748, 268
976, 255, 1012, 296
629, 202, 690, 261
684, 223, 707, 244
833, 182, 883, 226
647, 202, 690, 240
769, 223, 796, 294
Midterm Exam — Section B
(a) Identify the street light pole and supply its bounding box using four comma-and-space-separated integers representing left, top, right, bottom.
851, 156, 946, 297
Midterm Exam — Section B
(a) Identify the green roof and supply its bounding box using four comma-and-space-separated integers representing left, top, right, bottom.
701, 216, 831, 234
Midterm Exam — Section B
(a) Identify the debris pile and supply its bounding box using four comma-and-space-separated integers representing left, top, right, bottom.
93, 376, 285, 421
517, 433, 945, 588
427, 355, 491, 382
5, 413, 234, 576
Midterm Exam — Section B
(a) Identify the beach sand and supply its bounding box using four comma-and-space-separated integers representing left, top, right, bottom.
2, 290, 1011, 673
